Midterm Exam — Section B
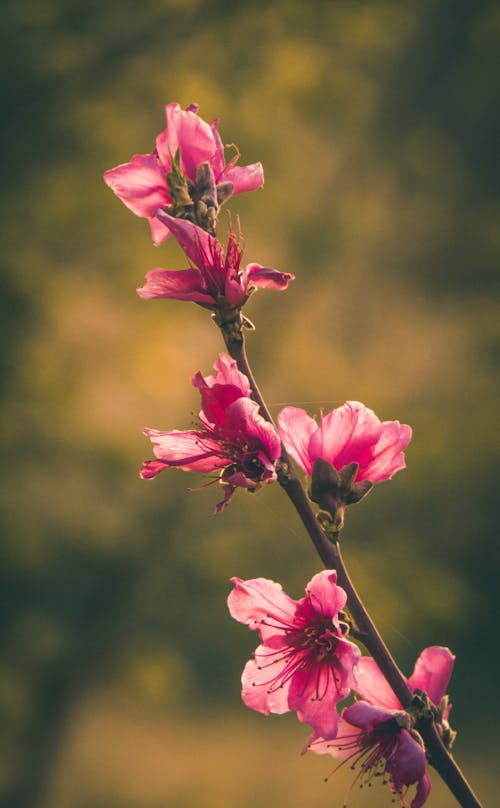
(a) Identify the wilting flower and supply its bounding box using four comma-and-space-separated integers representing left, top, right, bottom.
141, 354, 280, 511
104, 102, 264, 244
227, 570, 360, 738
309, 701, 431, 808
278, 402, 412, 527
137, 213, 293, 318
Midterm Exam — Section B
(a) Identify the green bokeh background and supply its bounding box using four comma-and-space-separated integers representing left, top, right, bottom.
1, 1, 498, 806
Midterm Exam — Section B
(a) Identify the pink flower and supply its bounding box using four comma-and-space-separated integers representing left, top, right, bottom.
104, 102, 264, 245
227, 570, 361, 739
307, 649, 453, 807
140, 354, 281, 511
278, 402, 412, 527
309, 701, 431, 808
137, 213, 294, 313
278, 401, 412, 483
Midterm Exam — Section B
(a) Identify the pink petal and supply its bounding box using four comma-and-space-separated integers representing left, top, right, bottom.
224, 398, 281, 461
222, 162, 264, 194
136, 268, 214, 304
140, 460, 169, 479
361, 421, 412, 483
277, 407, 317, 475
227, 577, 298, 641
155, 211, 215, 270
353, 657, 402, 710
412, 771, 432, 808
303, 570, 347, 621
148, 214, 171, 246
308, 716, 363, 760
205, 354, 251, 398
156, 102, 216, 180
342, 700, 396, 732
241, 656, 291, 715
387, 729, 427, 791
407, 646, 455, 706
288, 666, 343, 739
104, 153, 169, 218
309, 402, 382, 473
223, 275, 247, 307
197, 382, 248, 427
247, 263, 295, 290
144, 428, 226, 472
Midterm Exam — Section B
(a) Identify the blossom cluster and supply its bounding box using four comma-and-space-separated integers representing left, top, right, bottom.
228, 571, 454, 808
105, 103, 458, 808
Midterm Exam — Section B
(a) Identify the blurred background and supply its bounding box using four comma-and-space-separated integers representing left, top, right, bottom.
1, 1, 499, 806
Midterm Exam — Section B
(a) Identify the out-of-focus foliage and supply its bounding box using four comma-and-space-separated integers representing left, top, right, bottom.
1, 1, 498, 806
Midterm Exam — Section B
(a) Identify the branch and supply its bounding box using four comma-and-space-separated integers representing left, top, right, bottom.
222, 323, 482, 808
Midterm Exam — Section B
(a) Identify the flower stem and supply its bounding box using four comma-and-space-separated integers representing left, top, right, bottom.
222, 325, 482, 808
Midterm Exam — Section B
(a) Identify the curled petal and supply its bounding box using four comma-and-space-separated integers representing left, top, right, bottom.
137, 268, 214, 304
412, 771, 432, 808
362, 421, 412, 483
343, 700, 399, 731
386, 729, 428, 796
140, 459, 169, 479
247, 263, 295, 290
408, 646, 455, 706
222, 162, 264, 194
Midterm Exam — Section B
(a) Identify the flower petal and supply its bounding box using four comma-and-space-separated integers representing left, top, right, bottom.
241, 656, 291, 715
407, 646, 455, 706
354, 657, 402, 710
144, 428, 226, 472
154, 211, 216, 271
225, 398, 281, 461
412, 771, 432, 808
140, 460, 169, 479
277, 407, 317, 475
148, 214, 171, 246
222, 162, 264, 194
136, 268, 214, 305
288, 666, 343, 739
227, 577, 298, 640
387, 729, 427, 793
309, 402, 382, 474
342, 700, 396, 732
303, 570, 347, 621
104, 153, 169, 218
156, 102, 216, 180
361, 421, 412, 483
202, 354, 252, 398
247, 263, 295, 290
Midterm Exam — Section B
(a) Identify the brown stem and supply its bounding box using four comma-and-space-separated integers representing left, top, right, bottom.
222, 325, 482, 808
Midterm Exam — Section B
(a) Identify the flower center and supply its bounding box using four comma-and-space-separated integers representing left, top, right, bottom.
296, 618, 339, 662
